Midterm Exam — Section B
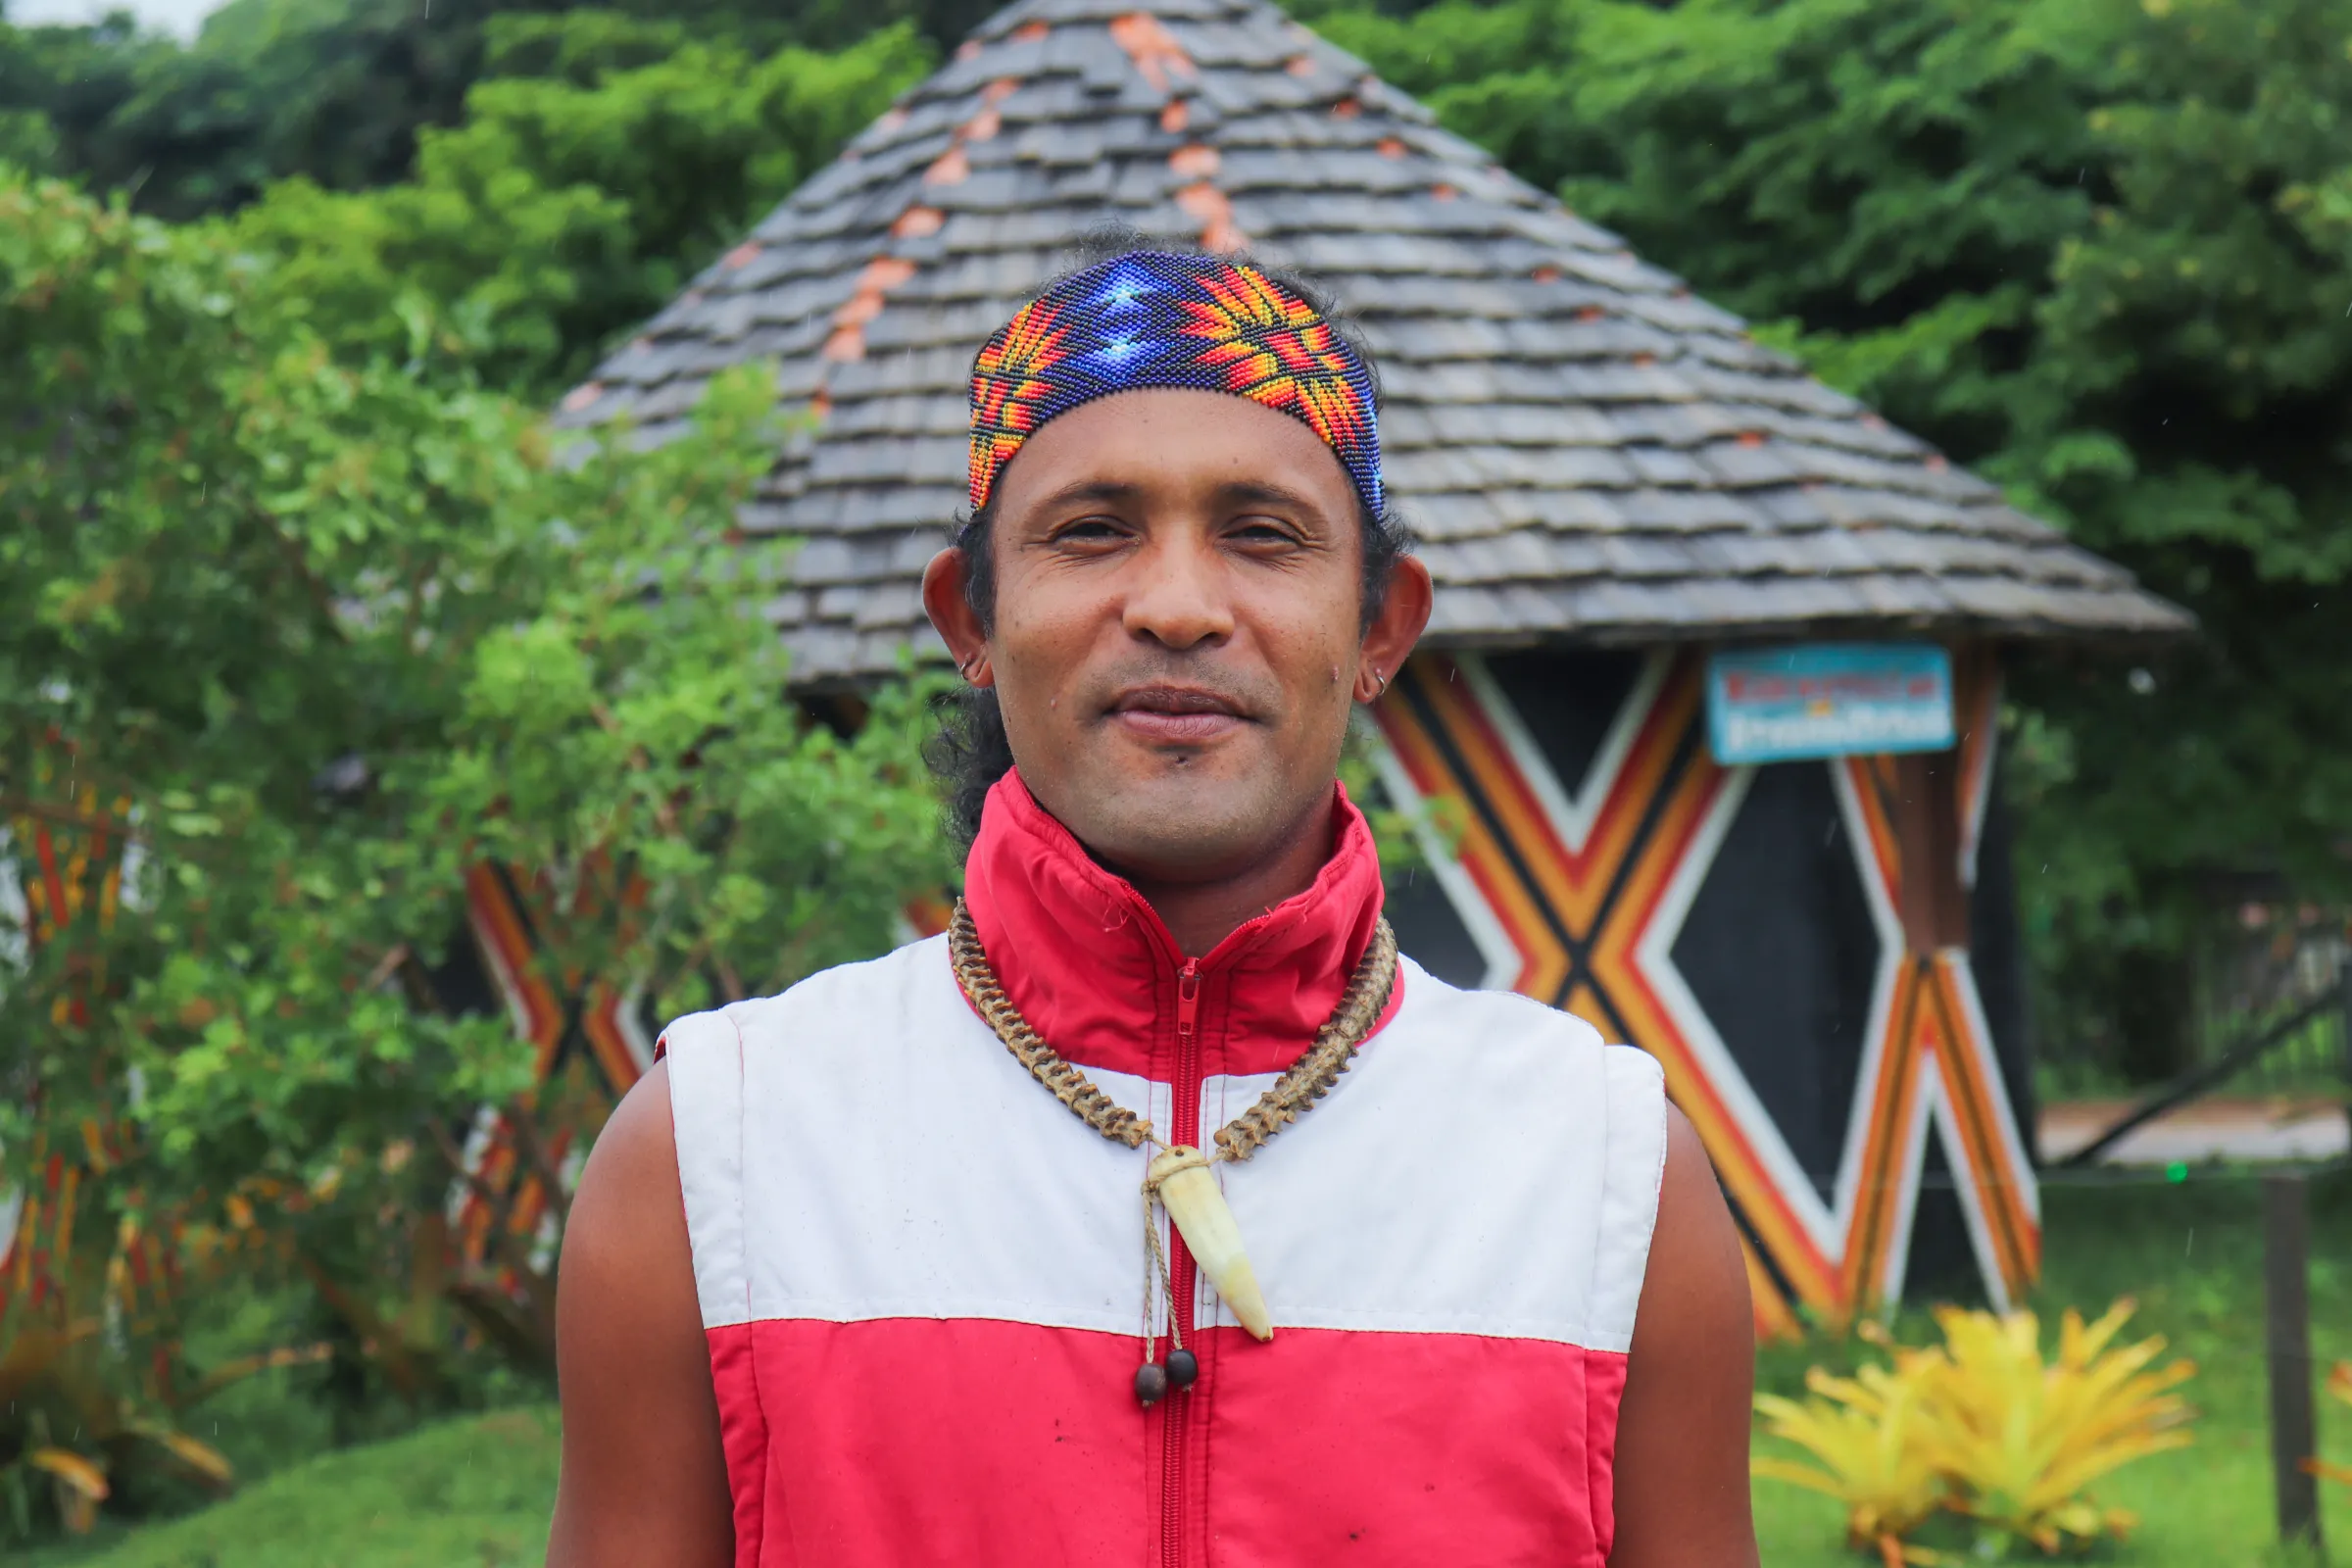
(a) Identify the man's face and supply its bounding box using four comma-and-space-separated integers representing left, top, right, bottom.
924, 387, 1425, 887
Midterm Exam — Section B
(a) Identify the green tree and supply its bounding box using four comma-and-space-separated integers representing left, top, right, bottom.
0, 168, 954, 1479
1319, 0, 2352, 1074
0, 0, 965, 224
0, 0, 480, 219
222, 18, 929, 396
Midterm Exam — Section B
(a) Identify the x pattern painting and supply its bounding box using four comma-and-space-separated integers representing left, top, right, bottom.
1371, 648, 2037, 1330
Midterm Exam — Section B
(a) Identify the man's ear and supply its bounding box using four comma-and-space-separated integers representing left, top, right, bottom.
921, 547, 993, 687
1354, 557, 1434, 703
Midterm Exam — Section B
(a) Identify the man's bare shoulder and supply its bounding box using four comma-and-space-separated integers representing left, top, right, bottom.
585, 1058, 678, 1190
547, 1058, 734, 1566
1609, 1102, 1759, 1567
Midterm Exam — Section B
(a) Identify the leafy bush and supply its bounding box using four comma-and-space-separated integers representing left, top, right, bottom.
0, 164, 956, 1506
222, 18, 931, 397
1757, 1301, 2195, 1561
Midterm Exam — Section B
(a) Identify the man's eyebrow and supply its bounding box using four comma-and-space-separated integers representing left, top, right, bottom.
1211, 479, 1330, 514
1023, 479, 1144, 512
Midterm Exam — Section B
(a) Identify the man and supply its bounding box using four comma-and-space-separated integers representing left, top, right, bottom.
550, 248, 1758, 1567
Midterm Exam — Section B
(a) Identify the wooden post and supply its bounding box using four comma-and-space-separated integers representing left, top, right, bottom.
2266, 1172, 2325, 1551
1891, 749, 1969, 956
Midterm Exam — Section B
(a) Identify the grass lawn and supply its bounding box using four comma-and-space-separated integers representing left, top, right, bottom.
24, 1171, 2352, 1566
22, 1408, 561, 1568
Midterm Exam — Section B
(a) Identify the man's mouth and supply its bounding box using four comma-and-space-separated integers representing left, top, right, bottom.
1105, 684, 1250, 746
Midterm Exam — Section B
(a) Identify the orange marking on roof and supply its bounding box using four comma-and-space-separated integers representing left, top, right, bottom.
831, 255, 920, 331
722, 242, 761, 270
984, 77, 1020, 104
876, 107, 909, 132
1286, 54, 1315, 76
823, 324, 866, 362
562, 383, 602, 413
1576, 305, 1604, 319
963, 107, 1003, 141
1159, 99, 1190, 132
1632, 353, 1657, 367
956, 38, 983, 60
1330, 96, 1360, 118
1173, 181, 1247, 253
1737, 431, 1766, 448
1431, 181, 1458, 201
1012, 20, 1049, 41
1168, 143, 1219, 177
924, 146, 971, 184
809, 387, 833, 418
891, 205, 945, 238
1533, 266, 1563, 283
1109, 13, 1196, 94
1376, 136, 1405, 159
1925, 454, 1949, 471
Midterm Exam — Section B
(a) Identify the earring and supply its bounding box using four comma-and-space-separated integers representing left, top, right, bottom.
1372, 668, 1390, 698
959, 652, 986, 683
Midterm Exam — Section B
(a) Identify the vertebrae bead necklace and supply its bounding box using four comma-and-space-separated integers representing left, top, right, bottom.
948, 899, 1398, 1403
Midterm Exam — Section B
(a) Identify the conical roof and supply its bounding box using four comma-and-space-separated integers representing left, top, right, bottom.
556, 0, 2189, 683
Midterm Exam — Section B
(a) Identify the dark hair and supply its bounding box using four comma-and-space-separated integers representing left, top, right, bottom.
925, 229, 1415, 850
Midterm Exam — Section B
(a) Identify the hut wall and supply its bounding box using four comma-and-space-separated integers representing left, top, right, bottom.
1370, 646, 2040, 1330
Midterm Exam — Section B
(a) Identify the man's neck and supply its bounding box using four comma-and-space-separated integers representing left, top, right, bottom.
1117, 802, 1339, 957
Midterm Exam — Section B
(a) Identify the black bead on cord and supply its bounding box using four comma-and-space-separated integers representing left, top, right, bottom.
1134, 1348, 1200, 1408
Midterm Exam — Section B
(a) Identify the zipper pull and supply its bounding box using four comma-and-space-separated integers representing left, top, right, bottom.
1176, 959, 1200, 1041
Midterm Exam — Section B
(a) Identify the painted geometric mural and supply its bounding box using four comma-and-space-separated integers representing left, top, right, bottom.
1371, 647, 2039, 1331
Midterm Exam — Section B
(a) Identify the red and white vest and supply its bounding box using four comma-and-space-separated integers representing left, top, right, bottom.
660, 773, 1665, 1567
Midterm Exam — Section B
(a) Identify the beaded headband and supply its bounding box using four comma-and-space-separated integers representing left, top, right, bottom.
967, 250, 1383, 517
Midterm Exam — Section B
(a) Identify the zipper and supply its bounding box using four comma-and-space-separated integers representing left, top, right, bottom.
1162, 957, 1203, 1568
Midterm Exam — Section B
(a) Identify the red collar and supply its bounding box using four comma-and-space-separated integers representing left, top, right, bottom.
961, 769, 1397, 1082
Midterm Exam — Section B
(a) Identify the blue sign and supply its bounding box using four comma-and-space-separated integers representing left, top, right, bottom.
1706, 644, 1955, 765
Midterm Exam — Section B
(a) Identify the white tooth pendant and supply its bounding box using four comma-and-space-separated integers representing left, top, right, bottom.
1148, 1146, 1274, 1343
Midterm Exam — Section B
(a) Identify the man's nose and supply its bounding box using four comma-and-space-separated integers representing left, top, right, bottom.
1121, 534, 1236, 651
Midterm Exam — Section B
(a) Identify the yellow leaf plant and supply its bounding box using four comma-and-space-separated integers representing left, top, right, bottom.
1755, 1350, 1952, 1566
1755, 1299, 2196, 1561
1916, 1300, 2195, 1553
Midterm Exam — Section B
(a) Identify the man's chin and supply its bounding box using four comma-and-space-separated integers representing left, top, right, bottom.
1052, 773, 1293, 881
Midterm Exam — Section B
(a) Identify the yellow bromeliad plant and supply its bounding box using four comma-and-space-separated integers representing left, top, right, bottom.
1916, 1301, 2195, 1553
1755, 1353, 1950, 1566
1754, 1299, 2195, 1561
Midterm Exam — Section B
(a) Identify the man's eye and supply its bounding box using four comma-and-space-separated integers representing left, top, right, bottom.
1232, 519, 1299, 545
1053, 517, 1125, 543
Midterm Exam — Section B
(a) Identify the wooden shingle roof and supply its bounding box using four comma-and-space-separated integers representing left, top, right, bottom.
556, 0, 2189, 682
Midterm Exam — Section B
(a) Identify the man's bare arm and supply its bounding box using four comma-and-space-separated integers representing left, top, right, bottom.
1607, 1104, 1760, 1568
547, 1062, 735, 1567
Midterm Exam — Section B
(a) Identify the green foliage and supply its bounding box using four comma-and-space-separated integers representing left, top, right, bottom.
220, 18, 929, 395
0, 1316, 237, 1542
0, 167, 955, 1486
0, 1, 480, 219
1317, 0, 2352, 1072
0, 0, 968, 230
